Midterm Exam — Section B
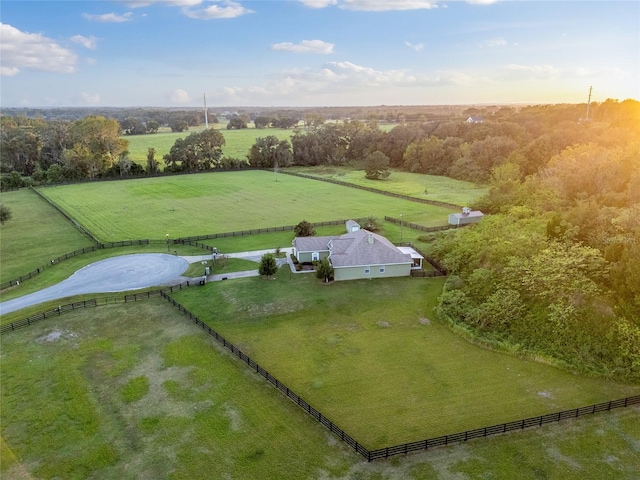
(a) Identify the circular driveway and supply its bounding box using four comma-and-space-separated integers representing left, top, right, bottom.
0, 254, 189, 316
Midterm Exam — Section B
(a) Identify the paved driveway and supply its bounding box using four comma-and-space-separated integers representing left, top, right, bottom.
0, 254, 189, 315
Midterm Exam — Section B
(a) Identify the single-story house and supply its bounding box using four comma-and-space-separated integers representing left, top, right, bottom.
292, 221, 422, 281
448, 207, 484, 226
466, 115, 484, 123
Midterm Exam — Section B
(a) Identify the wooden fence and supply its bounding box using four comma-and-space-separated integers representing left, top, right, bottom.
158, 292, 369, 459
281, 171, 462, 209
0, 282, 190, 334
2, 287, 639, 461
367, 395, 640, 460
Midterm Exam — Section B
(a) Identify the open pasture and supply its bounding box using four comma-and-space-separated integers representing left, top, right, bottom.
288, 166, 489, 206
2, 298, 639, 479
171, 273, 640, 449
0, 189, 93, 284
124, 126, 296, 165
38, 170, 456, 242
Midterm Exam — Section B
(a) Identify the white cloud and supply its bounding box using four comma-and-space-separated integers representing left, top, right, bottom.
82, 12, 133, 22
272, 40, 334, 54
71, 34, 98, 49
405, 41, 424, 51
466, 0, 501, 4
298, 0, 338, 7
482, 37, 507, 47
497, 64, 559, 80
168, 88, 191, 103
340, 0, 438, 11
183, 1, 254, 19
0, 23, 77, 76
121, 0, 202, 6
79, 92, 101, 104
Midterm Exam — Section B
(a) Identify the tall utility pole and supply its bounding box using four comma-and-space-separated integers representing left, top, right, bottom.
585, 86, 592, 121
203, 94, 209, 129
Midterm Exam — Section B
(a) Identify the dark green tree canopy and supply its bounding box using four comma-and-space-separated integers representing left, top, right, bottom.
259, 253, 278, 278
294, 220, 315, 237
163, 129, 226, 172
364, 151, 391, 180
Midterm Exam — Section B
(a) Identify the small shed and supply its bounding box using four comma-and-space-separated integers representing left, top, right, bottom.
448, 207, 484, 226
346, 220, 361, 233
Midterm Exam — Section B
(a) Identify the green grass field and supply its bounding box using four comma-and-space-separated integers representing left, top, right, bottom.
37, 171, 457, 242
124, 125, 296, 165
287, 166, 489, 206
0, 189, 94, 284
2, 298, 639, 479
171, 272, 640, 449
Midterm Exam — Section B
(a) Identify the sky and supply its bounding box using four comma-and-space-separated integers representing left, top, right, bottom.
0, 0, 638, 108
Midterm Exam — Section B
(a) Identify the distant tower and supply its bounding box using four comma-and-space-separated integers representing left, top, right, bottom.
203, 94, 209, 129
585, 86, 592, 121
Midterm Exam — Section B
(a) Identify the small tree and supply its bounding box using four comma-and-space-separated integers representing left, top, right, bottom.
364, 216, 380, 231
316, 257, 334, 283
0, 204, 12, 225
294, 220, 315, 237
259, 253, 278, 278
364, 151, 391, 180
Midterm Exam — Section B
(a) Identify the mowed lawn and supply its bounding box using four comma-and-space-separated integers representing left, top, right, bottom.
0, 189, 93, 284
124, 125, 295, 165
37, 170, 457, 242
287, 166, 489, 207
171, 273, 640, 449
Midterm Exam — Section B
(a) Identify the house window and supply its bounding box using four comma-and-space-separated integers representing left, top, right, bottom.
379, 266, 385, 273
364, 266, 370, 274
312, 252, 319, 261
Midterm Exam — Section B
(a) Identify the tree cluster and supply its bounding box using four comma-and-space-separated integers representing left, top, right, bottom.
424, 134, 640, 383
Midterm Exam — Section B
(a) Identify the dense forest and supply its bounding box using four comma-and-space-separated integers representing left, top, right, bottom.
1, 99, 638, 382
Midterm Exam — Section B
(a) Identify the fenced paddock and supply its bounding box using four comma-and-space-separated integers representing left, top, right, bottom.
2, 288, 638, 461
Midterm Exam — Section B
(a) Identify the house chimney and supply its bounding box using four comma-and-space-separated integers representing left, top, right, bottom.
368, 233, 374, 244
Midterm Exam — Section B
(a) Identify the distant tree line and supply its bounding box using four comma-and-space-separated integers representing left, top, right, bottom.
2, 99, 638, 187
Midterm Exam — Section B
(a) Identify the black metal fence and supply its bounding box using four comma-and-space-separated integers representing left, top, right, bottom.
282, 171, 462, 209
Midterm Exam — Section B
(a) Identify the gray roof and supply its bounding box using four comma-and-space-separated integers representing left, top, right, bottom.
329, 229, 412, 268
293, 236, 336, 252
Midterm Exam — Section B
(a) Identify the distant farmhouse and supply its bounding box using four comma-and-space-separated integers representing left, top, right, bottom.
466, 116, 484, 123
448, 207, 484, 226
292, 221, 423, 281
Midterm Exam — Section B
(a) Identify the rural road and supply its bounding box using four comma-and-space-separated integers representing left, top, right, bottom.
0, 249, 295, 316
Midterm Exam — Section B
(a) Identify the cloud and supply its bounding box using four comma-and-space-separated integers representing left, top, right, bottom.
339, 0, 438, 11
0, 23, 77, 76
298, 0, 338, 7
405, 41, 424, 51
82, 12, 133, 22
482, 37, 507, 47
71, 35, 98, 49
183, 1, 254, 19
466, 0, 501, 4
168, 88, 191, 103
78, 92, 101, 104
497, 64, 559, 81
120, 0, 202, 6
272, 40, 334, 54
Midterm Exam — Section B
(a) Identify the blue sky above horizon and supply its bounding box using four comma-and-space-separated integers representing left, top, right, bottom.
1, 0, 638, 108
